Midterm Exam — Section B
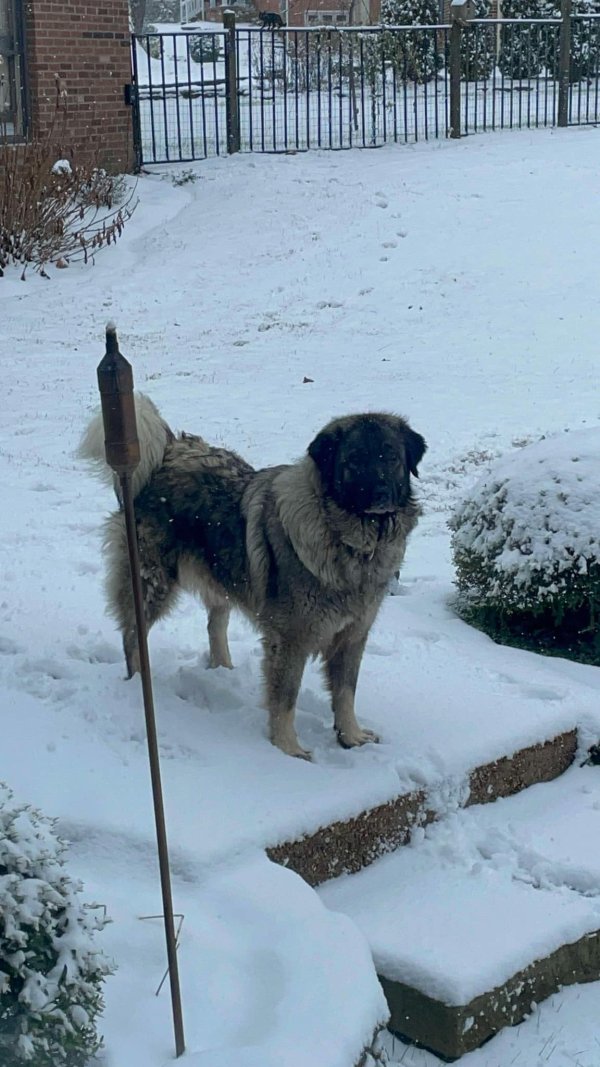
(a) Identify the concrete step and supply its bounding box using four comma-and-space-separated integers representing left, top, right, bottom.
267, 728, 577, 886
318, 763, 600, 1060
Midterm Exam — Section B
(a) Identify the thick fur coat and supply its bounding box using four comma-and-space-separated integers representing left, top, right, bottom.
79, 394, 426, 758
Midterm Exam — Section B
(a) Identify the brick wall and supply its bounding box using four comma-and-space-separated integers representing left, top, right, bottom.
24, 0, 134, 171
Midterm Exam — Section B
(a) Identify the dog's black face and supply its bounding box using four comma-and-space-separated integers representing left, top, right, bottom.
308, 414, 426, 517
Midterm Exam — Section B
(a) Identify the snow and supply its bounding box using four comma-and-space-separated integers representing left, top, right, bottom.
3, 127, 600, 1065
450, 428, 600, 601
319, 763, 600, 1005
87, 850, 386, 1067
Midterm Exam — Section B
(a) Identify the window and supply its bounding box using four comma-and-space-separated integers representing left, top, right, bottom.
305, 9, 350, 24
0, 0, 26, 137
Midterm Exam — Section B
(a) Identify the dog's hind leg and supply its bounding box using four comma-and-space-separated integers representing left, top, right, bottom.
179, 564, 235, 670
207, 602, 233, 669
104, 514, 179, 677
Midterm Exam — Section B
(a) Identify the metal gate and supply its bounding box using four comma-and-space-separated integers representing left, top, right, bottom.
131, 27, 229, 164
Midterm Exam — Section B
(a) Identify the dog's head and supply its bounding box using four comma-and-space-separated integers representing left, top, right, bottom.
308, 413, 426, 517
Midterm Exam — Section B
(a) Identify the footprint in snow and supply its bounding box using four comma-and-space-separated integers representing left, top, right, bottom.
0, 635, 24, 656
67, 641, 122, 665
20, 657, 73, 681
174, 666, 246, 712
74, 560, 102, 576
496, 672, 564, 702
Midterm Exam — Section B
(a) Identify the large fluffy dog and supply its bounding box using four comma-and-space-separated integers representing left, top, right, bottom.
79, 396, 426, 759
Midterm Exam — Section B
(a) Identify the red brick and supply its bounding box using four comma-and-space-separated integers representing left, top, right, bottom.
24, 0, 134, 170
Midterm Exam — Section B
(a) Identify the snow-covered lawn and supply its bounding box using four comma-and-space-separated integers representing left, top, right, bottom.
2, 126, 600, 1065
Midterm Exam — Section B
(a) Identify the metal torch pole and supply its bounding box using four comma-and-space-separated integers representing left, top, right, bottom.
96, 324, 185, 1059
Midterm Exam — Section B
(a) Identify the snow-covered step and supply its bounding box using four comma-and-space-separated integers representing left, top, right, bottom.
267, 728, 577, 886
319, 762, 600, 1060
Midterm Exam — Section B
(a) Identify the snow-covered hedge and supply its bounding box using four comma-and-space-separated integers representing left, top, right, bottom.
449, 429, 600, 660
0, 785, 112, 1066
379, 0, 443, 84
498, 0, 547, 80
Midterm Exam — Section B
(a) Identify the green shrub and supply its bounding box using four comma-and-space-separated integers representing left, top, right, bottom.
0, 785, 113, 1065
449, 429, 600, 663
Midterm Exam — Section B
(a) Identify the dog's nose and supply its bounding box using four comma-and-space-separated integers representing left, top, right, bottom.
371, 482, 391, 505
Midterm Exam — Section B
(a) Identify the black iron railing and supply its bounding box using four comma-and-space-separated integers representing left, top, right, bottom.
130, 13, 600, 167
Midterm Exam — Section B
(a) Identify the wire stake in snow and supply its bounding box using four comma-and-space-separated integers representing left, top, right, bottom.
96, 323, 186, 1059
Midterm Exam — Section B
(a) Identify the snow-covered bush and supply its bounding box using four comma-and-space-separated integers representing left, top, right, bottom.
379, 0, 443, 83
449, 429, 600, 662
0, 785, 112, 1066
498, 0, 547, 79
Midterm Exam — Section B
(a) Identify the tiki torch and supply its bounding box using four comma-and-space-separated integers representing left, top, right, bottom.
96, 323, 185, 1058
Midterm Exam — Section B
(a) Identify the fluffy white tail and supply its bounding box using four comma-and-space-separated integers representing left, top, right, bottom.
77, 392, 172, 501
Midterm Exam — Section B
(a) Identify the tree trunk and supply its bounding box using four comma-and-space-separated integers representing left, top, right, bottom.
130, 0, 147, 34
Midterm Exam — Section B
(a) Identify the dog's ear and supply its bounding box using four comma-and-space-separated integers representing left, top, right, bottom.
308, 426, 341, 487
404, 428, 427, 478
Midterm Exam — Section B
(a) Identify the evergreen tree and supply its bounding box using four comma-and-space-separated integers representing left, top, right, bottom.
146, 0, 180, 21
379, 0, 443, 83
498, 0, 547, 79
129, 0, 147, 34
544, 0, 600, 81
460, 0, 495, 80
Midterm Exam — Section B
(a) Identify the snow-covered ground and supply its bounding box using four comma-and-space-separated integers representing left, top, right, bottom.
2, 127, 600, 1065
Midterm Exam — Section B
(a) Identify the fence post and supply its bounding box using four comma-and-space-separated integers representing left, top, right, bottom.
127, 40, 143, 173
223, 10, 241, 153
557, 0, 572, 127
449, 16, 462, 139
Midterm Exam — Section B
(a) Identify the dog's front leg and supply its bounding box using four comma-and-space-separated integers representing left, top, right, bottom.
263, 633, 310, 760
324, 627, 380, 749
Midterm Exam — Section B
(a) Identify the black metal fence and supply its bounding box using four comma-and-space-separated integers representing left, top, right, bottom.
130, 12, 600, 166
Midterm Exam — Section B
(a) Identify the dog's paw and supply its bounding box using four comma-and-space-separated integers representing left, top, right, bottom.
207, 656, 234, 670
335, 726, 380, 749
293, 747, 313, 761
271, 734, 312, 761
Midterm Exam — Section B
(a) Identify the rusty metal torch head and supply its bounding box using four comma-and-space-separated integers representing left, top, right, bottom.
97, 323, 141, 476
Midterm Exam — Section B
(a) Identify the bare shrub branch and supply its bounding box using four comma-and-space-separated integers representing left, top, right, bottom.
0, 85, 137, 279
